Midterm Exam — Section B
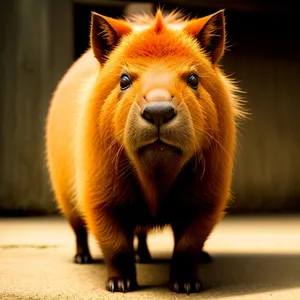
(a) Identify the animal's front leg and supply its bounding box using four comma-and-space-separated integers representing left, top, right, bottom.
170, 208, 221, 294
90, 207, 137, 293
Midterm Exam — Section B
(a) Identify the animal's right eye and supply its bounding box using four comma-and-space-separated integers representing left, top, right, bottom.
120, 74, 132, 90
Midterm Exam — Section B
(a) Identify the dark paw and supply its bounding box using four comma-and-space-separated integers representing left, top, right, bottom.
135, 251, 152, 264
106, 277, 137, 293
170, 279, 202, 294
73, 253, 93, 264
199, 251, 212, 264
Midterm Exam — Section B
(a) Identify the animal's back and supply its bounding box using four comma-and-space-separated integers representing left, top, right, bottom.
45, 49, 98, 214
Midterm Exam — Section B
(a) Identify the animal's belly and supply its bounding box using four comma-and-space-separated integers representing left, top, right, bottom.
132, 201, 173, 228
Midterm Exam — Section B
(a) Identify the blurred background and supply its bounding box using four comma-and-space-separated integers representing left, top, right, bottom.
0, 0, 299, 216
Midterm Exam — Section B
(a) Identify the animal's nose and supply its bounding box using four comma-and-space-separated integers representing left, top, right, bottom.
142, 101, 176, 126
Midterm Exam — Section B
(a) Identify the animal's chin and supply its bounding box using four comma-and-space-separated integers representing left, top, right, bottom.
135, 139, 183, 174
137, 140, 182, 155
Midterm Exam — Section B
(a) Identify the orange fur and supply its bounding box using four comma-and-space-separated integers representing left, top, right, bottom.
45, 9, 246, 293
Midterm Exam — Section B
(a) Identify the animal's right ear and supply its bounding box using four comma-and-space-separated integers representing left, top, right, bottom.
90, 12, 132, 65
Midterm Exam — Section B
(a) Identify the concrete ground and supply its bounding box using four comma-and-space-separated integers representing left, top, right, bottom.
1, 215, 300, 300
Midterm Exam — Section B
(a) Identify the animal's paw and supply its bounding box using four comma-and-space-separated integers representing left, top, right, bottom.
106, 277, 138, 293
135, 250, 152, 264
73, 253, 93, 264
170, 279, 202, 294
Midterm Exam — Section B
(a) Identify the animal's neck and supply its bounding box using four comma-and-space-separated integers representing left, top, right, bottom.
137, 163, 181, 216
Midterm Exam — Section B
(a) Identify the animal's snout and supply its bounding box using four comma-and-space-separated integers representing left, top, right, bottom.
142, 101, 176, 126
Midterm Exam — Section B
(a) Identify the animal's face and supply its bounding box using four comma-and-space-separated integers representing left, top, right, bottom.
92, 10, 227, 172
116, 58, 219, 168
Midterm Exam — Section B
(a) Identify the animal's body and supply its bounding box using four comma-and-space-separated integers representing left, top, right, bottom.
45, 9, 245, 294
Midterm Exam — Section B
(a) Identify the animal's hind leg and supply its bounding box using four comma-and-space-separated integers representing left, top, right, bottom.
199, 249, 212, 264
55, 192, 92, 264
135, 231, 152, 263
68, 211, 93, 264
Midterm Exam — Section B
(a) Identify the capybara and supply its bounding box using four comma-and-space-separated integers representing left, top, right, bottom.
45, 9, 246, 294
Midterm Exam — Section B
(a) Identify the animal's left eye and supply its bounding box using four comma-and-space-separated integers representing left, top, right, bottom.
187, 74, 199, 90
120, 74, 132, 90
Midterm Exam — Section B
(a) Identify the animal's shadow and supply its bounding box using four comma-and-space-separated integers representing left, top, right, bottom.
86, 253, 300, 297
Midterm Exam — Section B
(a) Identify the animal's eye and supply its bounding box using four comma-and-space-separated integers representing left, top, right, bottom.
120, 74, 132, 90
187, 74, 199, 90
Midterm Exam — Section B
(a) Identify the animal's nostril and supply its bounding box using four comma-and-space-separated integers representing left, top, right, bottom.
142, 101, 176, 126
143, 110, 153, 122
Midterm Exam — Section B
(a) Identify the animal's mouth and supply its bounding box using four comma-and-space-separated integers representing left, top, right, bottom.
138, 140, 182, 154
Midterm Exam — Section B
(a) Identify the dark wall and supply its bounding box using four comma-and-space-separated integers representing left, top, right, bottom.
0, 0, 299, 215
0, 0, 74, 216
74, 3, 125, 60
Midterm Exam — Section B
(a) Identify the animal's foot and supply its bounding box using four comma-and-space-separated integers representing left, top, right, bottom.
73, 252, 93, 264
106, 277, 138, 293
170, 279, 202, 294
135, 249, 152, 263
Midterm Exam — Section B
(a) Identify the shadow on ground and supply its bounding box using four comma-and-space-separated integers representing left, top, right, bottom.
82, 253, 300, 297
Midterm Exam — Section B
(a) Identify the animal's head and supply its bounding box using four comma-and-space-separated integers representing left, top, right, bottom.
90, 9, 238, 190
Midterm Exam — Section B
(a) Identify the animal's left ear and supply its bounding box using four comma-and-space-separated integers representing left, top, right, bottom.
183, 10, 226, 65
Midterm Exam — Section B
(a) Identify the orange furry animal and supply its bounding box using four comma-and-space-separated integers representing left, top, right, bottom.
45, 9, 245, 294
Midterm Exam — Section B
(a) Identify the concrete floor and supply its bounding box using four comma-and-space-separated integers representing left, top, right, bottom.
1, 215, 300, 299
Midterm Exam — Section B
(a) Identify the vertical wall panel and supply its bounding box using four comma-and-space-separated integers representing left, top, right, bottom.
0, 0, 73, 214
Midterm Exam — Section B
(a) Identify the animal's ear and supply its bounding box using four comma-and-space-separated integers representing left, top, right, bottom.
183, 10, 226, 65
90, 12, 132, 65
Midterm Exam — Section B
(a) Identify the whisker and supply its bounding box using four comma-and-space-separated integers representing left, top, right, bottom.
116, 163, 134, 181
203, 131, 231, 161
192, 123, 231, 162
99, 139, 118, 161
112, 144, 125, 166
200, 153, 206, 180
98, 130, 124, 162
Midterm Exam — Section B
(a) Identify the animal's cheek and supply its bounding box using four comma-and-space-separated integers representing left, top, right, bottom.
123, 103, 141, 150
113, 98, 135, 143
179, 94, 202, 126
184, 89, 219, 149
200, 98, 219, 144
123, 103, 155, 155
